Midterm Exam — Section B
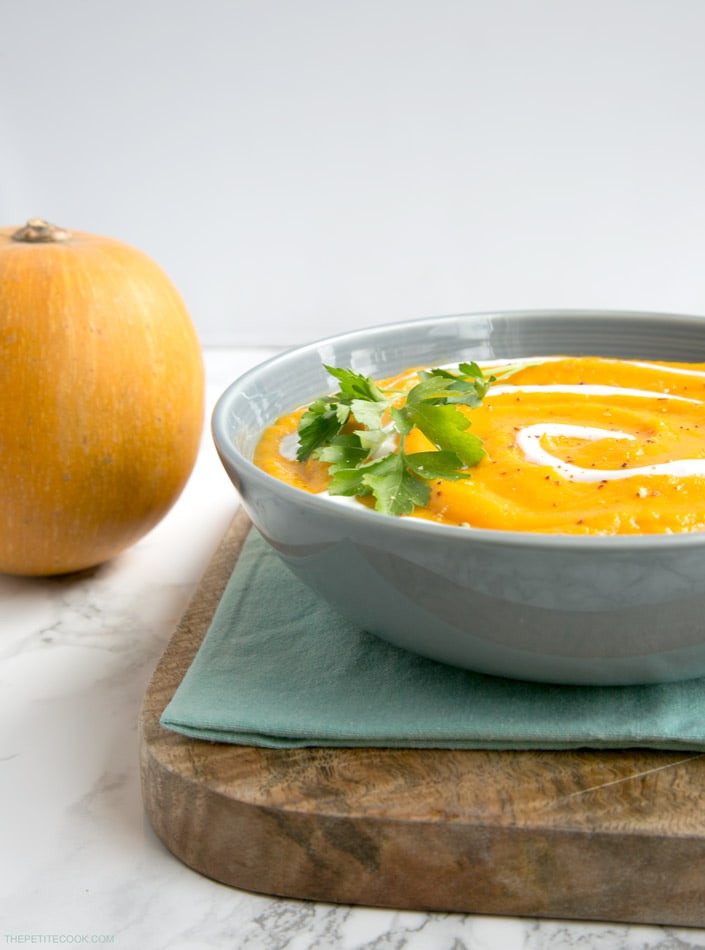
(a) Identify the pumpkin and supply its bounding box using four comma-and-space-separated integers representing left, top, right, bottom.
0, 218, 205, 576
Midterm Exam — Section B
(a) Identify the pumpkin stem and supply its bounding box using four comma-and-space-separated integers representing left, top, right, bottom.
11, 218, 72, 243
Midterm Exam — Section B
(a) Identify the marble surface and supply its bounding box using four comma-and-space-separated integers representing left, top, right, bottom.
3, 346, 705, 949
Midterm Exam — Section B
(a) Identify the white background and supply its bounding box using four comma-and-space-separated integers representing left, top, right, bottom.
2, 0, 705, 346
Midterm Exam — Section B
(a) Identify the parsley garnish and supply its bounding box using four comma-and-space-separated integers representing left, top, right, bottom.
296, 362, 493, 516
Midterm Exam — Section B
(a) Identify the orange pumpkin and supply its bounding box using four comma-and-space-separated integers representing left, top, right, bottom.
0, 218, 205, 576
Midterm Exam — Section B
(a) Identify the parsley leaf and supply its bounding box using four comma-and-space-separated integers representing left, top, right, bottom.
296, 399, 351, 461
323, 365, 387, 404
328, 465, 374, 499
316, 434, 370, 472
296, 361, 493, 515
357, 453, 431, 516
405, 450, 471, 481
403, 402, 485, 467
486, 357, 548, 380
296, 367, 389, 462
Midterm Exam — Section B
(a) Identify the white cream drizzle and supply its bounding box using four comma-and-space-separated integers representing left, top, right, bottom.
282, 358, 705, 487
516, 423, 705, 483
280, 433, 300, 462
487, 384, 701, 403
605, 359, 705, 379
480, 356, 705, 380
487, 359, 705, 482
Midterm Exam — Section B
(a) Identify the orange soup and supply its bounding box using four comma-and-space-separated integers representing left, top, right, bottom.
254, 356, 705, 535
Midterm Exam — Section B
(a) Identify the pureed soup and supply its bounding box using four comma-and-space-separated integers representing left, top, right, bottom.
253, 356, 705, 535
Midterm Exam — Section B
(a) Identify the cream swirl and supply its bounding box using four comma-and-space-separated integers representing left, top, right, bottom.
491, 361, 705, 482
516, 423, 705, 483
487, 384, 702, 403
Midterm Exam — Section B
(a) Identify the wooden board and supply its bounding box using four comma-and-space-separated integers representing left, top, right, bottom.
139, 508, 705, 926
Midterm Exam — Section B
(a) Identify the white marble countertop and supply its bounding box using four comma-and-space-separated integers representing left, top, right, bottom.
3, 346, 705, 949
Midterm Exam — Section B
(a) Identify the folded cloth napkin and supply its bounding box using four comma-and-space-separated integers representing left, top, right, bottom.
161, 527, 705, 750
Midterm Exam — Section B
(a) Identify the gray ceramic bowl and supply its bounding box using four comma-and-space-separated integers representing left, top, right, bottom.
212, 310, 705, 685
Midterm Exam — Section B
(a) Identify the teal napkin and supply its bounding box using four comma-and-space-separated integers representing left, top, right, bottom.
160, 528, 705, 750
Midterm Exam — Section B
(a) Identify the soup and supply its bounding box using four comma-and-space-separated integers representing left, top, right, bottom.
254, 356, 705, 535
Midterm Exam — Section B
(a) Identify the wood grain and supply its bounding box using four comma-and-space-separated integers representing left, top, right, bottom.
139, 508, 705, 925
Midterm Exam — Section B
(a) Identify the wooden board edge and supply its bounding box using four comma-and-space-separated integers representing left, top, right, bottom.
137, 508, 705, 926
139, 505, 252, 745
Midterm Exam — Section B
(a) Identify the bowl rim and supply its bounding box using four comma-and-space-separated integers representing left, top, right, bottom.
212, 308, 705, 552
